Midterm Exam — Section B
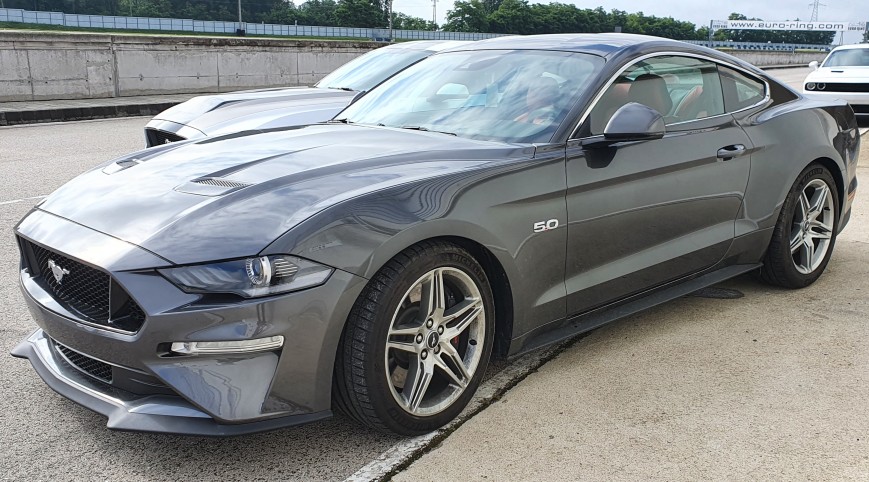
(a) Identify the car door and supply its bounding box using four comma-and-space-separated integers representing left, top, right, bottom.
563, 54, 753, 315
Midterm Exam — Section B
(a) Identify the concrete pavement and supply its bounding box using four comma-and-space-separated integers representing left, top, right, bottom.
393, 143, 869, 481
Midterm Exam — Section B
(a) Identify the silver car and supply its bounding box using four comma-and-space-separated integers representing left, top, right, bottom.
144, 40, 470, 146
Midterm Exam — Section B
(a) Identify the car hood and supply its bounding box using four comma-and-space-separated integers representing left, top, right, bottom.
152, 87, 355, 128
807, 66, 869, 82
176, 92, 356, 139
37, 125, 530, 265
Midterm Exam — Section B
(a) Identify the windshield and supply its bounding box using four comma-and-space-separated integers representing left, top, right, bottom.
339, 50, 603, 143
823, 49, 869, 67
316, 47, 431, 92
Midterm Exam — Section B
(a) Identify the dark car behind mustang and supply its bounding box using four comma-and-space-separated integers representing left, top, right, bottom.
12, 34, 859, 436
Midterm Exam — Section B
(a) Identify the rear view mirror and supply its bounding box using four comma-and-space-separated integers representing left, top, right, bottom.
602, 102, 666, 142
809, 60, 819, 70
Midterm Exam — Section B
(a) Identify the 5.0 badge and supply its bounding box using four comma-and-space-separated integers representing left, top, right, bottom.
533, 219, 559, 233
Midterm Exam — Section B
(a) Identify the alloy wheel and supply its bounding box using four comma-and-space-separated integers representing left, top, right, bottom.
790, 178, 835, 275
384, 267, 486, 416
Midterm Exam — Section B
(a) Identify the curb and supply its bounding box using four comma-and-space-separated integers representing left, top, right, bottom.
0, 101, 181, 126
760, 64, 812, 70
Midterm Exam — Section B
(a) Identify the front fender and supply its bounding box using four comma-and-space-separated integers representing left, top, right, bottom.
267, 152, 570, 347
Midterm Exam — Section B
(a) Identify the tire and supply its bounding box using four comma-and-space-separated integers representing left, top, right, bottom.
333, 240, 496, 435
760, 163, 839, 288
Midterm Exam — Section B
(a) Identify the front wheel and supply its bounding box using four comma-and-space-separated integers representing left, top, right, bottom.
333, 241, 495, 435
760, 164, 839, 288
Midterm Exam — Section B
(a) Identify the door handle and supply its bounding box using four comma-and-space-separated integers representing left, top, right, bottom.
717, 144, 747, 161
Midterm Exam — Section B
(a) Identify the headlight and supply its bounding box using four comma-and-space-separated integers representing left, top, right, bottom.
159, 255, 333, 298
816, 83, 826, 91
805, 82, 816, 91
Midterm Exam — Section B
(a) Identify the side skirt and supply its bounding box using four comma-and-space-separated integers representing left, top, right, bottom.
509, 263, 761, 357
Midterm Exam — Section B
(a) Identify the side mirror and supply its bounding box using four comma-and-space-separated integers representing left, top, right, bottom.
602, 102, 666, 142
809, 60, 819, 70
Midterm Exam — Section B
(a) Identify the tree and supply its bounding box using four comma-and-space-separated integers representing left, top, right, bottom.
297, 0, 338, 25
335, 0, 384, 27
443, 0, 489, 32
391, 12, 436, 30
487, 0, 533, 34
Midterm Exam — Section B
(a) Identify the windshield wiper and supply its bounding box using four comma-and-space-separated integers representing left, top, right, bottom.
397, 126, 457, 136
330, 87, 357, 92
328, 118, 353, 124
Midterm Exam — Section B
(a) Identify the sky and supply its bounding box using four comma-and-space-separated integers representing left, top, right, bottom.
393, 0, 866, 44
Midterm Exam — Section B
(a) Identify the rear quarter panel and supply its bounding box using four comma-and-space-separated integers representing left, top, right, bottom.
733, 97, 857, 238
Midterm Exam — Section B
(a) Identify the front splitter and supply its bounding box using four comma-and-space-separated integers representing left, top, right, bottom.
11, 329, 331, 437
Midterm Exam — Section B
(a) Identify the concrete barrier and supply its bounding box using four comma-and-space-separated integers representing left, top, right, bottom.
721, 50, 827, 68
0, 31, 379, 102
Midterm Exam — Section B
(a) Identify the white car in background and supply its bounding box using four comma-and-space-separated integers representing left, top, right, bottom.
804, 44, 869, 117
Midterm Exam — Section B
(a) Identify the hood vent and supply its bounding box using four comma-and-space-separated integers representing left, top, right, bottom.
102, 158, 140, 175
192, 178, 251, 189
175, 177, 252, 196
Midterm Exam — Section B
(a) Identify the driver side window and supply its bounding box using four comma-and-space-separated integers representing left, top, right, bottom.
587, 56, 725, 135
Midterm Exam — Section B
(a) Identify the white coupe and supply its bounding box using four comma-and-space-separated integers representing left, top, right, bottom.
804, 44, 869, 116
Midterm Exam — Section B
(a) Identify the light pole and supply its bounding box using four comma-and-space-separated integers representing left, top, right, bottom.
237, 0, 245, 36
388, 0, 393, 41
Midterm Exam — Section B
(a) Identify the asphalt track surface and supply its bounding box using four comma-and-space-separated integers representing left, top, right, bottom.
0, 67, 865, 480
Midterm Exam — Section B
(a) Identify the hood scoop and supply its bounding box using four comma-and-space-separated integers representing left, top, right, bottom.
175, 177, 253, 196
103, 158, 140, 174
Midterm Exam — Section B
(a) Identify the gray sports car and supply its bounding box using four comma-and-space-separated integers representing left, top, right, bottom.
12, 34, 859, 436
144, 40, 469, 146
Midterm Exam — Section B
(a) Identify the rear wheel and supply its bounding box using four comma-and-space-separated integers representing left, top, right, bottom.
333, 241, 495, 434
760, 164, 839, 288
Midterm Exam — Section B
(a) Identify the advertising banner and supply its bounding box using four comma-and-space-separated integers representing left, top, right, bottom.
711, 20, 865, 32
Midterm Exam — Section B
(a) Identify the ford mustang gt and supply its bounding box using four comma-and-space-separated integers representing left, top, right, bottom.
12, 34, 859, 436
144, 40, 469, 146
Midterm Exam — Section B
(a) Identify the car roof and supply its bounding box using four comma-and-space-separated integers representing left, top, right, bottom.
386, 40, 475, 52
829, 43, 869, 52
454, 33, 686, 57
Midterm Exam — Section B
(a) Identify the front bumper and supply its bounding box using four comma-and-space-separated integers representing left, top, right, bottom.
12, 330, 330, 436
12, 209, 367, 435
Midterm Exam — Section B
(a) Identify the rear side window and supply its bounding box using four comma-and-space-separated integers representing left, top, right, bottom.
586, 55, 725, 135
719, 66, 766, 112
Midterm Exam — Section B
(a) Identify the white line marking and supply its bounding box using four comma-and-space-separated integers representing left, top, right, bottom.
345, 341, 572, 482
0, 195, 47, 206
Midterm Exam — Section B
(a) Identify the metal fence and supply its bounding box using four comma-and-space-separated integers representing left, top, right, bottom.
0, 7, 503, 40
0, 8, 833, 49
684, 39, 831, 52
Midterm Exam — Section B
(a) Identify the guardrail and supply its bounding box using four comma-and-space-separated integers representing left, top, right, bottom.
0, 7, 503, 40
684, 39, 831, 52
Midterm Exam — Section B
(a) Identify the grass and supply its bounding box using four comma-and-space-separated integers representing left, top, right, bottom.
0, 21, 379, 42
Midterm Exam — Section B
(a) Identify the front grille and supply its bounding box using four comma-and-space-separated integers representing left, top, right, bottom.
145, 128, 186, 147
54, 342, 113, 384
819, 83, 869, 93
31, 243, 111, 322
21, 239, 147, 333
